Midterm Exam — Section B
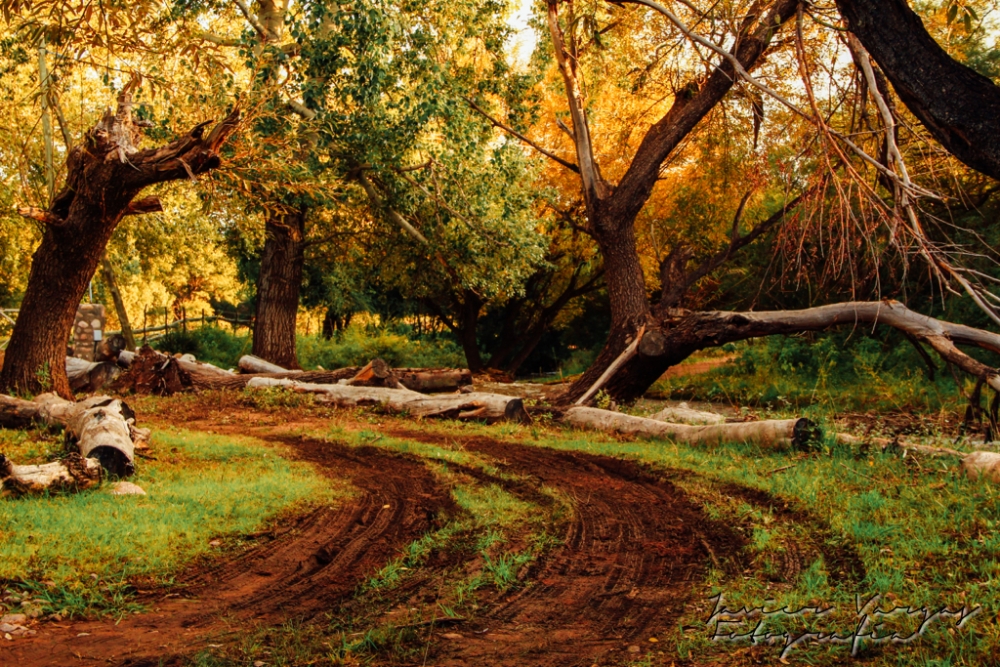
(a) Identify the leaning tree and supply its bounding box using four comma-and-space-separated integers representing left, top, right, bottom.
1, 88, 240, 397
509, 0, 1000, 405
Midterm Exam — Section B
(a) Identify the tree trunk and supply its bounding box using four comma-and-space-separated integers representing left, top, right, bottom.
456, 291, 485, 373
100, 258, 136, 351
836, 0, 1000, 181
252, 210, 306, 369
564, 300, 1000, 404
563, 220, 654, 401
0, 91, 239, 398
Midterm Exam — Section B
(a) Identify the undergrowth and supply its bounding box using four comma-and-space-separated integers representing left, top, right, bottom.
652, 330, 972, 413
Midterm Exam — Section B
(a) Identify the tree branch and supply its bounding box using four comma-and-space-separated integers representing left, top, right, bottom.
466, 98, 579, 173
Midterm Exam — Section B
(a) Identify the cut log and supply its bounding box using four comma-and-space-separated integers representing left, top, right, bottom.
563, 406, 818, 449
396, 368, 473, 393
649, 403, 726, 425
346, 358, 398, 387
247, 377, 530, 423
239, 355, 294, 374
66, 357, 120, 393
1, 452, 102, 495
0, 393, 139, 477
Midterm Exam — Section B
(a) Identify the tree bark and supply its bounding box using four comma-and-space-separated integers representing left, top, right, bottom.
0, 91, 239, 398
1, 453, 102, 496
836, 0, 1000, 181
252, 210, 307, 369
239, 354, 293, 374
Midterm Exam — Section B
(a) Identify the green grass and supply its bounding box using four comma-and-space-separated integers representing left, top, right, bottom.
0, 427, 343, 617
150, 322, 467, 370
653, 333, 970, 413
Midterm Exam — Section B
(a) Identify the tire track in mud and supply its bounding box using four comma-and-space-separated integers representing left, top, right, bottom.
1, 437, 455, 667
408, 435, 745, 667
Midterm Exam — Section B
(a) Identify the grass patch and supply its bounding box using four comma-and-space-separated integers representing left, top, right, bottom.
0, 427, 342, 618
653, 333, 969, 413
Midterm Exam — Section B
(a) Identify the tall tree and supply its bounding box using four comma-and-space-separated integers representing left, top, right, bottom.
1, 89, 239, 396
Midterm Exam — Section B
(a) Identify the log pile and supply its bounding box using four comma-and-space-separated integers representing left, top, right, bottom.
109, 348, 473, 395
248, 377, 529, 423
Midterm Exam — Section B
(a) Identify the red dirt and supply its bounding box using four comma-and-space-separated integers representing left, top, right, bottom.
0, 437, 455, 667
403, 435, 744, 667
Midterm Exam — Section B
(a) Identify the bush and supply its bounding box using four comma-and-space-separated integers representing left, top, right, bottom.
151, 327, 251, 369
297, 324, 465, 369
658, 330, 967, 412
152, 321, 467, 370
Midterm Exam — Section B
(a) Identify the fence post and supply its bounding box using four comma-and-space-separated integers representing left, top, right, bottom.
143, 307, 147, 344
182, 306, 187, 332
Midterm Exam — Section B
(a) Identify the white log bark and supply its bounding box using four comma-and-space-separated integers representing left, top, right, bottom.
0, 393, 138, 477
239, 355, 295, 374
649, 403, 726, 425
962, 451, 1000, 483
1, 453, 102, 495
248, 377, 530, 422
564, 406, 816, 449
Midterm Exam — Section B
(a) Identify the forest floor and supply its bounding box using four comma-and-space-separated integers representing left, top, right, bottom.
0, 369, 997, 666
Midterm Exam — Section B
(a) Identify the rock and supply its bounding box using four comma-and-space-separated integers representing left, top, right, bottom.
0, 614, 26, 625
111, 481, 147, 496
22, 603, 43, 619
962, 451, 1000, 483
0, 623, 20, 633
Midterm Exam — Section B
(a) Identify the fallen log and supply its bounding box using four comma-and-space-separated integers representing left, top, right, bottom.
0, 393, 140, 477
835, 432, 964, 457
346, 358, 401, 388
396, 368, 473, 393
962, 451, 1000, 483
649, 402, 726, 425
239, 355, 293, 374
66, 357, 120, 393
1, 452, 102, 495
563, 406, 818, 449
248, 377, 530, 423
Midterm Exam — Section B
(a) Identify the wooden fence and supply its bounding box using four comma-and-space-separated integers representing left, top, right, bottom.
0, 308, 254, 350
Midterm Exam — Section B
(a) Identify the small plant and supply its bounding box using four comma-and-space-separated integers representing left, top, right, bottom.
595, 389, 613, 410
34, 361, 52, 392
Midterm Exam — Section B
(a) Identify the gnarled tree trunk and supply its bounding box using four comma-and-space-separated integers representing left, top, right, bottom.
836, 0, 1000, 181
0, 90, 239, 398
252, 209, 306, 369
568, 301, 1000, 405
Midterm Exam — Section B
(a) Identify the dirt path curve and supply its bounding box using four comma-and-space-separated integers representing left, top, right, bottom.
416, 435, 742, 667
0, 438, 455, 667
